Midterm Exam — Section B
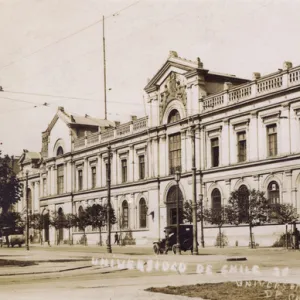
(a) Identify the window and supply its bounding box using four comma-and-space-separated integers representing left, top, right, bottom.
105, 163, 108, 186
238, 185, 249, 223
122, 200, 129, 228
169, 133, 181, 174
43, 178, 47, 197
57, 165, 64, 194
121, 159, 127, 183
78, 170, 83, 190
237, 131, 247, 162
268, 181, 280, 205
139, 198, 147, 228
139, 155, 145, 180
267, 124, 278, 156
211, 138, 219, 167
168, 109, 180, 123
56, 146, 64, 156
91, 167, 96, 188
211, 188, 221, 210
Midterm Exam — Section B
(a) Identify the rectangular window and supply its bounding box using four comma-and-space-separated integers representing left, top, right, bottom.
169, 133, 182, 175
211, 138, 219, 167
57, 165, 64, 194
139, 155, 145, 180
237, 131, 247, 162
267, 124, 278, 157
91, 166, 96, 188
78, 169, 83, 190
43, 178, 47, 197
121, 159, 127, 183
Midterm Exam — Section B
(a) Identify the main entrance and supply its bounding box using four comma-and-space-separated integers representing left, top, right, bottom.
166, 185, 183, 225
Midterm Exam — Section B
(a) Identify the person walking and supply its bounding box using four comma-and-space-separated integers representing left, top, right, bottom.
114, 232, 119, 245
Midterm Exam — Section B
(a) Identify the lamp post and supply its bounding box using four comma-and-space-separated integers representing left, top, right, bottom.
199, 194, 205, 248
106, 145, 112, 253
174, 171, 181, 255
25, 171, 29, 251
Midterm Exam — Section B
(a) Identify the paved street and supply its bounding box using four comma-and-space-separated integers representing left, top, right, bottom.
1, 245, 300, 299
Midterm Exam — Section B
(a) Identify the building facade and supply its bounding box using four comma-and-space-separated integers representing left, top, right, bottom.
18, 51, 300, 246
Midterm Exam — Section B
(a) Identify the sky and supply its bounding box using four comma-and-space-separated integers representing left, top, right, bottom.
1, 0, 300, 156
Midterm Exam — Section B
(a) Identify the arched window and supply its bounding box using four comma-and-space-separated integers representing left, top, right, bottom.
78, 206, 84, 217
238, 185, 250, 223
57, 207, 64, 243
139, 198, 147, 228
166, 185, 183, 225
211, 188, 221, 210
268, 181, 280, 205
57, 146, 64, 156
122, 200, 129, 229
168, 109, 180, 124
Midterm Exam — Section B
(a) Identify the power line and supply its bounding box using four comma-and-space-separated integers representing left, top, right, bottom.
0, 0, 142, 73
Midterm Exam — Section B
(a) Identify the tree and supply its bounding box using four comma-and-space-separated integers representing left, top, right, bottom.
272, 203, 299, 249
76, 208, 89, 246
0, 154, 23, 214
203, 206, 233, 248
30, 213, 45, 245
228, 189, 270, 248
49, 211, 66, 245
86, 204, 106, 246
63, 213, 77, 245
182, 200, 201, 224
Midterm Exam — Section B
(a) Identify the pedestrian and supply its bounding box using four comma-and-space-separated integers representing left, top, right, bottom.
114, 232, 119, 245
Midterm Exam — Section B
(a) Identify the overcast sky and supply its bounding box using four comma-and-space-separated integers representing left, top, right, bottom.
1, 0, 300, 156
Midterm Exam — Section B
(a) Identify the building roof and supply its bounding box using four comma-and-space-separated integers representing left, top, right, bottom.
18, 150, 41, 165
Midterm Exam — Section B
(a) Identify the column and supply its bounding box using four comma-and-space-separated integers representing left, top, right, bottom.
52, 166, 57, 195
64, 162, 68, 193
284, 170, 292, 204
97, 156, 101, 187
31, 182, 35, 213
195, 125, 201, 170
47, 166, 52, 196
129, 145, 134, 182
159, 135, 166, 177
185, 128, 192, 171
280, 103, 291, 155
181, 129, 187, 173
249, 111, 258, 161
36, 181, 40, 212
225, 180, 231, 204
222, 119, 229, 166
84, 158, 88, 190
152, 137, 158, 177
71, 161, 76, 192
147, 139, 152, 178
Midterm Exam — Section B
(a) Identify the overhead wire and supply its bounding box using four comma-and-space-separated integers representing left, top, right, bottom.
0, 0, 142, 73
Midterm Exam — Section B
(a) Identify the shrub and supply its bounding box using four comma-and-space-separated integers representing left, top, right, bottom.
77, 235, 87, 245
215, 231, 228, 247
272, 231, 293, 247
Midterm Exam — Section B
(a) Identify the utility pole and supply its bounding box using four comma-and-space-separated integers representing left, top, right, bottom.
25, 171, 29, 251
103, 15, 107, 120
191, 125, 199, 255
106, 145, 112, 253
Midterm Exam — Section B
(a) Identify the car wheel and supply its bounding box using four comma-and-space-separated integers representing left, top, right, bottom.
153, 244, 160, 255
172, 245, 177, 254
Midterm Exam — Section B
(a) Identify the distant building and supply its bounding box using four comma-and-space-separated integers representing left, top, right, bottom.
17, 52, 300, 246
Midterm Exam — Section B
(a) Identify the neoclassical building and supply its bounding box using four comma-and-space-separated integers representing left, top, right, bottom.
17, 51, 300, 246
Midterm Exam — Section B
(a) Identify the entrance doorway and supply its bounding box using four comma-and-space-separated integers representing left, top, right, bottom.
166, 185, 184, 226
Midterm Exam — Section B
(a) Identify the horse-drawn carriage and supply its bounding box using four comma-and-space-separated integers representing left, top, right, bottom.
153, 224, 196, 254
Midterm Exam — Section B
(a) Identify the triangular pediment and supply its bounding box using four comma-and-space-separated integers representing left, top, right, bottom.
144, 51, 205, 93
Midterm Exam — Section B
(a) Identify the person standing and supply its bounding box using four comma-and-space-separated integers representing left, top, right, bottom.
114, 232, 119, 245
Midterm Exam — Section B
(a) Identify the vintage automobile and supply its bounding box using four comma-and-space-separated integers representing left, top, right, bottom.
1, 227, 25, 248
153, 224, 196, 254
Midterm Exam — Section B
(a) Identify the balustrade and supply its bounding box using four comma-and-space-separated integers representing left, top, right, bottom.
257, 75, 282, 94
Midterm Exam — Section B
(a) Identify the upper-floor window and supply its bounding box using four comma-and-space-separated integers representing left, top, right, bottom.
268, 181, 280, 205
139, 155, 145, 180
169, 133, 181, 174
78, 169, 83, 190
121, 159, 127, 183
237, 131, 247, 162
267, 124, 277, 157
56, 146, 64, 156
57, 165, 64, 194
91, 166, 96, 188
211, 138, 219, 167
168, 109, 180, 124
43, 178, 47, 197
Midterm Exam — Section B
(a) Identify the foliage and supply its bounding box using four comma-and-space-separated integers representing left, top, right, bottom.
203, 206, 233, 228
0, 211, 24, 232
63, 213, 77, 229
215, 231, 229, 247
228, 189, 270, 227
182, 200, 201, 224
0, 154, 23, 214
30, 213, 45, 244
228, 188, 270, 248
271, 203, 299, 224
272, 231, 293, 247
49, 211, 66, 230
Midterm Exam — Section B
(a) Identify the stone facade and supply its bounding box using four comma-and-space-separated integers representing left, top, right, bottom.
17, 51, 300, 247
